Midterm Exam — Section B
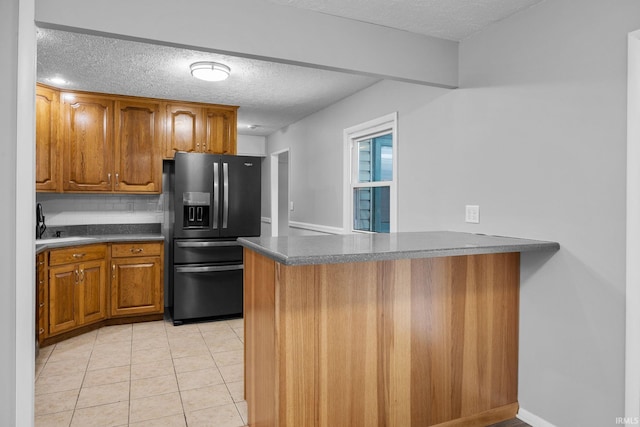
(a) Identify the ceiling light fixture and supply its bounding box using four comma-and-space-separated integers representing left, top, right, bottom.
47, 77, 68, 85
190, 61, 231, 82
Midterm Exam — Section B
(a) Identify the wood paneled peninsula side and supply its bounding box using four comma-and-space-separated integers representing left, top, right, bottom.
238, 231, 559, 427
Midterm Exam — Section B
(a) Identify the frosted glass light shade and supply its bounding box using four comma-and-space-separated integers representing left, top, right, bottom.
190, 62, 231, 82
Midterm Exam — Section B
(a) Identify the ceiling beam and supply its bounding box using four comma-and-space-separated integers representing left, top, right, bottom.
35, 0, 458, 88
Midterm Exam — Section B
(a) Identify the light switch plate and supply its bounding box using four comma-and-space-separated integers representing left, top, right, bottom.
465, 205, 480, 223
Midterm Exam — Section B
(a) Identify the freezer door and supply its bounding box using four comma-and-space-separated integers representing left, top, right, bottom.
220, 155, 261, 237
172, 263, 243, 322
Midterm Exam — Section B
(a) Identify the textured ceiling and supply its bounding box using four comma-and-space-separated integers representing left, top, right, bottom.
266, 0, 545, 41
36, 0, 545, 136
37, 28, 379, 136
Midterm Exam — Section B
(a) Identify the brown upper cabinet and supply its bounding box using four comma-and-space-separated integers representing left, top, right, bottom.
61, 92, 114, 192
165, 102, 237, 158
36, 84, 238, 193
114, 99, 162, 193
35, 85, 60, 192
61, 93, 163, 193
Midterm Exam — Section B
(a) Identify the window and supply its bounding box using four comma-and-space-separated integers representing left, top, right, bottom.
343, 113, 397, 233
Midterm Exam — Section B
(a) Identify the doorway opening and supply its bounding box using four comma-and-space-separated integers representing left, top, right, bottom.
270, 149, 290, 237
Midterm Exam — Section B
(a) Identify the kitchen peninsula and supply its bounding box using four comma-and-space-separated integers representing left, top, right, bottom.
238, 231, 559, 427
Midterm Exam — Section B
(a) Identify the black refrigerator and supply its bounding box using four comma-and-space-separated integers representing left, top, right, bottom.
170, 152, 261, 325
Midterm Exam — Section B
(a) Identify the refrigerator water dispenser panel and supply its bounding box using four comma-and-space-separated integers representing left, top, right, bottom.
183, 192, 210, 228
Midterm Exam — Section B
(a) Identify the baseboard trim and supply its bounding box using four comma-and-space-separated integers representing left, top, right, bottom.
289, 220, 344, 235
518, 408, 556, 427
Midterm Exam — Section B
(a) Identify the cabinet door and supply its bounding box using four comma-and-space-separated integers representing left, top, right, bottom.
79, 259, 107, 325
35, 85, 60, 191
36, 253, 48, 342
114, 100, 162, 193
48, 263, 79, 336
165, 103, 201, 158
62, 93, 113, 191
202, 108, 236, 155
111, 256, 163, 317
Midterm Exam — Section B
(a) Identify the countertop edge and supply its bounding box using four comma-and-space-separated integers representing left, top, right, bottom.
238, 234, 560, 266
36, 234, 165, 254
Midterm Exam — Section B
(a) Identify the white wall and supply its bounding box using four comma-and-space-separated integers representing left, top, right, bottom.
3, 0, 36, 425
237, 134, 266, 157
627, 28, 640, 425
264, 0, 640, 425
454, 2, 638, 425
0, 1, 19, 424
265, 80, 450, 229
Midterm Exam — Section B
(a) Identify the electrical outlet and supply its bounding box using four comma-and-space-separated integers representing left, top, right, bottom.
290, 201, 295, 211
465, 205, 480, 224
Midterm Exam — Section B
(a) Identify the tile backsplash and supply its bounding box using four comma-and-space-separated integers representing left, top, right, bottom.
36, 193, 165, 226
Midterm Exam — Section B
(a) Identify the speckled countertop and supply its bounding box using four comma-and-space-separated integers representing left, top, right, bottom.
35, 223, 164, 254
238, 231, 560, 266
36, 234, 165, 254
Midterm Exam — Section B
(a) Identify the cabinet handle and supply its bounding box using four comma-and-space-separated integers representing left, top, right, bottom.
38, 261, 45, 266
39, 328, 44, 335
108, 173, 111, 184
72, 253, 85, 258
39, 280, 43, 285
115, 173, 119, 186
74, 269, 79, 285
39, 303, 44, 308
79, 269, 85, 282
130, 248, 143, 254
196, 143, 200, 148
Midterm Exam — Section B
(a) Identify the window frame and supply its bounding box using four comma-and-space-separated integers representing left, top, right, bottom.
343, 112, 398, 234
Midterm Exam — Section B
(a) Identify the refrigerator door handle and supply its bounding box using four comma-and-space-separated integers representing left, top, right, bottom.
213, 162, 219, 229
223, 162, 229, 229
176, 241, 239, 248
175, 265, 244, 273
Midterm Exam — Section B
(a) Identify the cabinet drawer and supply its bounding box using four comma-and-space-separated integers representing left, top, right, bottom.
111, 242, 163, 258
49, 244, 107, 266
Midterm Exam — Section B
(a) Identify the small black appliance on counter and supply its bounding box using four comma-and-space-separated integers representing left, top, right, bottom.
36, 203, 46, 239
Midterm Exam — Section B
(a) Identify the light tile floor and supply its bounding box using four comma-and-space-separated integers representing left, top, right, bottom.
34, 318, 248, 427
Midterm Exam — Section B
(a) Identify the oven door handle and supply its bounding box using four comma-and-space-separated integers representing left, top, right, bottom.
175, 265, 244, 273
176, 241, 239, 248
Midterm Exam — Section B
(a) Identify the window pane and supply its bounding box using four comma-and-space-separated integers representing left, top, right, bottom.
357, 133, 392, 183
353, 186, 390, 233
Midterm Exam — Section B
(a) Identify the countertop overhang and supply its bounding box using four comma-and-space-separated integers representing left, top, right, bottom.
238, 231, 560, 266
36, 234, 164, 254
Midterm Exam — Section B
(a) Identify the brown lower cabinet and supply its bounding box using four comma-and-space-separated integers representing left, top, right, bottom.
47, 244, 107, 336
37, 241, 164, 346
110, 242, 164, 317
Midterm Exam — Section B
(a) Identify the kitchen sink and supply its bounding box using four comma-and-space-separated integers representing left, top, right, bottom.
36, 236, 95, 244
